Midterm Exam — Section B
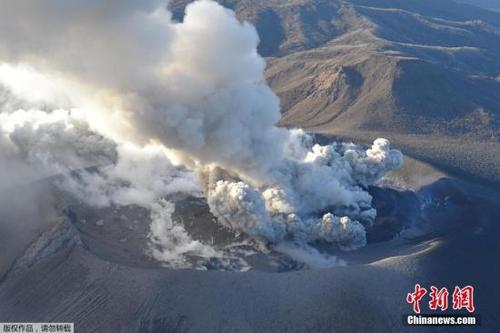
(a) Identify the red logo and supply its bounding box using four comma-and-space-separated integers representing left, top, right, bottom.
429, 286, 449, 311
452, 286, 475, 313
406, 284, 427, 313
407, 285, 475, 314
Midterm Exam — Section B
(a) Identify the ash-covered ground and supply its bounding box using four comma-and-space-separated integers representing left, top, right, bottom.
54, 156, 481, 273
1, 156, 499, 332
0, 1, 499, 332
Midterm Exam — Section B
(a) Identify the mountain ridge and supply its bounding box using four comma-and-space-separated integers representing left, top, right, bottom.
170, 0, 500, 183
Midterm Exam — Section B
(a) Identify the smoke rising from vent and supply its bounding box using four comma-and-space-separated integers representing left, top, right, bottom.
0, 0, 402, 268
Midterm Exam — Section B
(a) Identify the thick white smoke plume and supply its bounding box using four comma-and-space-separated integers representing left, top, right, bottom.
205, 135, 402, 250
0, 0, 403, 268
0, 109, 115, 189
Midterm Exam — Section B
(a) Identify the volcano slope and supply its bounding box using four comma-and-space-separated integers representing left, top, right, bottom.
1, 1, 500, 332
1, 156, 500, 332
171, 0, 500, 184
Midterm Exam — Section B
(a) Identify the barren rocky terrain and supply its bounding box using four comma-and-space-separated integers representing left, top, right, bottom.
172, 0, 500, 183
1, 2, 499, 332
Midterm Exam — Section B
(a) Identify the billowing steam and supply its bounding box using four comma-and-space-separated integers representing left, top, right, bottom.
0, 0, 403, 269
